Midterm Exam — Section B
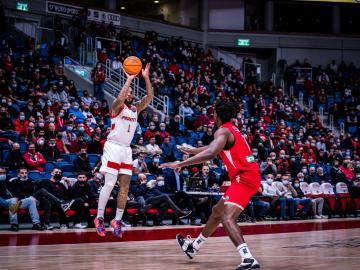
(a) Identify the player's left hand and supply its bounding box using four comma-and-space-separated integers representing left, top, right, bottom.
160, 161, 181, 170
141, 63, 150, 80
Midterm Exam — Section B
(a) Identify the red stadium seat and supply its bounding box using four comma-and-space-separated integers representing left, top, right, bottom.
127, 208, 139, 215
166, 208, 174, 214
336, 182, 351, 213
65, 210, 76, 217
146, 209, 159, 215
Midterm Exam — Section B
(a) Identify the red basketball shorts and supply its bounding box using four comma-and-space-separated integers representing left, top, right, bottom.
223, 170, 261, 210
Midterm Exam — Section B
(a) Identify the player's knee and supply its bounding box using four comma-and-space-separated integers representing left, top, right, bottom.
221, 214, 235, 227
212, 205, 222, 218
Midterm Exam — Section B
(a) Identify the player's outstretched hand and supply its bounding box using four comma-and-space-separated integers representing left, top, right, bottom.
124, 70, 137, 80
141, 63, 151, 80
160, 161, 181, 170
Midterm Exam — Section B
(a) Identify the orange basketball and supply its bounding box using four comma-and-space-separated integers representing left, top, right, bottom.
123, 56, 142, 75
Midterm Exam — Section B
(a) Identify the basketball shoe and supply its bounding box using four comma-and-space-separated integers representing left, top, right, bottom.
110, 219, 124, 238
236, 258, 260, 270
94, 217, 107, 237
176, 234, 198, 259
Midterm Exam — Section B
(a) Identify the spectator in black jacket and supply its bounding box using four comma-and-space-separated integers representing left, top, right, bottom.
130, 174, 191, 225
0, 167, 43, 231
87, 133, 103, 154
164, 167, 200, 225
38, 167, 87, 229
331, 160, 346, 184
6, 143, 25, 171
72, 172, 94, 226
73, 147, 91, 172
11, 167, 74, 230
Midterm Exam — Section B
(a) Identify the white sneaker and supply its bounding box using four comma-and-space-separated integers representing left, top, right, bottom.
121, 220, 131, 227
73, 223, 87, 229
320, 215, 328, 219
314, 215, 322, 219
60, 224, 68, 230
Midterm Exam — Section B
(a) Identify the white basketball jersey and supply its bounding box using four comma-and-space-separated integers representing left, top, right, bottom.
107, 105, 137, 146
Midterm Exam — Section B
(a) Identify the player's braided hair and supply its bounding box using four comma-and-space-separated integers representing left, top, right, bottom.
214, 101, 237, 124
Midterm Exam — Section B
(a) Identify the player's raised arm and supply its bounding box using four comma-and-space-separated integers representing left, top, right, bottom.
178, 145, 209, 155
111, 71, 136, 117
160, 128, 229, 169
136, 63, 153, 114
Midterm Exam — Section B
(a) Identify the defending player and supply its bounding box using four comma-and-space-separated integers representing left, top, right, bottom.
160, 101, 261, 270
94, 63, 153, 238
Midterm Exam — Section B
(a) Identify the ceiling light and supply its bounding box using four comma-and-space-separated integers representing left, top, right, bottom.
121, 6, 125, 10
154, 0, 159, 3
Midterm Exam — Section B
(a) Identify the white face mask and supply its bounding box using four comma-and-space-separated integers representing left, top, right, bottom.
266, 179, 273, 185
282, 180, 289, 186
157, 180, 165, 186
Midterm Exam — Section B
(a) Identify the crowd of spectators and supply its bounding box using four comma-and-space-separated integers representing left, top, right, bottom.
0, 18, 359, 231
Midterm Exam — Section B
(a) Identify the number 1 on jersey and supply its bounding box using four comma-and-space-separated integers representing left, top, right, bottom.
128, 124, 130, 132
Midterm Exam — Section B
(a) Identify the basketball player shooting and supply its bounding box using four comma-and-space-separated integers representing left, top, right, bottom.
94, 63, 153, 238
160, 102, 261, 270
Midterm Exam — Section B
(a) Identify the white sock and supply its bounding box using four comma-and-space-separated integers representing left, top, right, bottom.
192, 233, 207, 251
97, 173, 117, 219
115, 208, 124, 221
237, 243, 253, 259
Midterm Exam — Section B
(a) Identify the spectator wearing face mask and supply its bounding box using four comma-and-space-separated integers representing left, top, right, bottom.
147, 154, 163, 175
73, 147, 91, 173
87, 133, 103, 154
44, 137, 61, 161
158, 123, 170, 141
71, 173, 93, 226
307, 166, 317, 183
311, 167, 330, 184
291, 178, 312, 219
262, 174, 282, 218
14, 111, 29, 137
38, 168, 86, 229
69, 102, 85, 123
91, 62, 106, 100
201, 127, 214, 146
23, 143, 46, 172
193, 107, 210, 130
294, 173, 325, 219
260, 157, 278, 179
144, 122, 160, 141
274, 175, 298, 220
0, 167, 43, 231
6, 143, 25, 171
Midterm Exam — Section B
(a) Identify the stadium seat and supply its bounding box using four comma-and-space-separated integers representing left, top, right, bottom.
61, 164, 75, 172
320, 183, 336, 214
28, 171, 43, 181
88, 154, 100, 164
299, 182, 312, 197
44, 162, 55, 172
89, 208, 112, 216
309, 182, 323, 198
336, 182, 351, 214
59, 154, 71, 162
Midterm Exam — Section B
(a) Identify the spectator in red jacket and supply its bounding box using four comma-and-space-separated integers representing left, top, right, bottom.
23, 143, 46, 172
14, 112, 29, 137
91, 62, 106, 100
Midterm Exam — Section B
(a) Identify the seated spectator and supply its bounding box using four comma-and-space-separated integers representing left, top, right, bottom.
248, 186, 270, 221
133, 152, 149, 174
144, 122, 160, 141
6, 142, 25, 171
340, 160, 355, 182
0, 167, 21, 214
307, 166, 317, 183
147, 154, 162, 175
0, 107, 14, 131
201, 127, 214, 146
0, 167, 43, 231
161, 136, 176, 162
293, 173, 325, 219
131, 174, 191, 225
273, 175, 298, 220
146, 136, 163, 157
331, 159, 346, 184
23, 143, 46, 172
291, 178, 312, 218
44, 137, 61, 161
262, 174, 281, 218
39, 167, 87, 229
164, 167, 199, 225
311, 167, 330, 184
88, 133, 103, 154
14, 111, 29, 137
12, 167, 74, 230
260, 157, 278, 179
73, 147, 92, 172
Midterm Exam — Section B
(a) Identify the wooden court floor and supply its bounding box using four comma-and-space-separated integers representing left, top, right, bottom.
0, 227, 359, 270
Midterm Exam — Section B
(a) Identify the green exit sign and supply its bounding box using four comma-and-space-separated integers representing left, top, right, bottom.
16, 2, 29, 12
236, 39, 251, 47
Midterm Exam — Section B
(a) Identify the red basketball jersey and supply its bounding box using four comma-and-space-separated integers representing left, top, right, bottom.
218, 122, 259, 180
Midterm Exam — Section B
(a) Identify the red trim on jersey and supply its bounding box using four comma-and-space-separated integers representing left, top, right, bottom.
110, 105, 125, 119
107, 161, 121, 170
111, 123, 115, 130
120, 163, 133, 170
107, 161, 133, 170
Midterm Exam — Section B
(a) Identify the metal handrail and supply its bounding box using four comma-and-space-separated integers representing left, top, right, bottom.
100, 60, 169, 117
